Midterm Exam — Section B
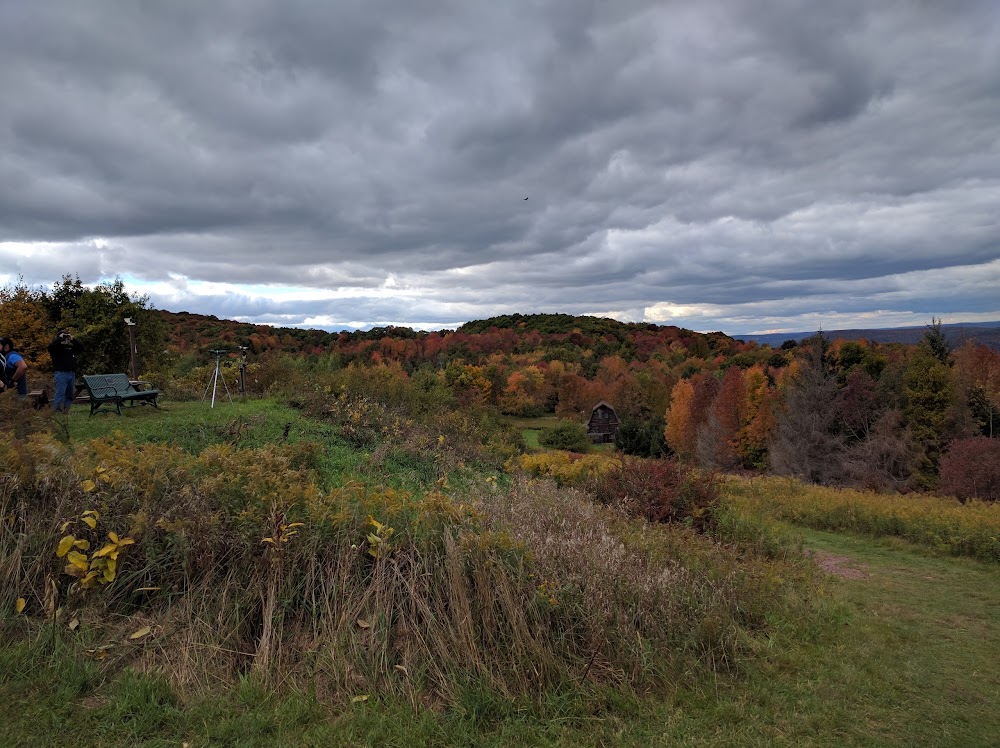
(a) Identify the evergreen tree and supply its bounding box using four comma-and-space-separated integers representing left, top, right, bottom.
770, 334, 846, 483
614, 414, 669, 458
923, 317, 951, 366
903, 343, 954, 487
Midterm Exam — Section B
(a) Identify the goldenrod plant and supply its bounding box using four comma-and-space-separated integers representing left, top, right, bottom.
365, 516, 395, 560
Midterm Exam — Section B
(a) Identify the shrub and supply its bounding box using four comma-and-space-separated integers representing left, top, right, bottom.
586, 457, 719, 529
515, 451, 616, 486
538, 420, 591, 452
939, 437, 1000, 501
614, 415, 669, 458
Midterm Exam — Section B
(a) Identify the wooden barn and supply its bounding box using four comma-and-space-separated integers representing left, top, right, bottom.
586, 401, 619, 444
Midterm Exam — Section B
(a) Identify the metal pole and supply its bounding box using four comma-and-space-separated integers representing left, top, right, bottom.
238, 346, 248, 395
125, 318, 138, 380
219, 363, 234, 404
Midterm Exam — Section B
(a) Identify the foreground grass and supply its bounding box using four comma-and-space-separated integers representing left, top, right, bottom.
10, 402, 998, 744
667, 528, 1000, 747
5, 528, 998, 747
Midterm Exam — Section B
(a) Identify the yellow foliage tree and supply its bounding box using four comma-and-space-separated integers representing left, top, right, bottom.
737, 365, 774, 468
0, 282, 52, 369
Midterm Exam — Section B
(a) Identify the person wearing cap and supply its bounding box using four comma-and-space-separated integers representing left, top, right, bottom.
48, 330, 84, 413
0, 337, 28, 397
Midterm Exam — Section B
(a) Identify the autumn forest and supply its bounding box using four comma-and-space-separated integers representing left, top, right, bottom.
3, 277, 998, 501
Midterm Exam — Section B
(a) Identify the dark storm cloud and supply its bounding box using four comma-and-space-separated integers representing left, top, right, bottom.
1, 0, 998, 333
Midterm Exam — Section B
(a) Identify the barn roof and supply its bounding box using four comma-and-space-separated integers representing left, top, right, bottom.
591, 401, 616, 412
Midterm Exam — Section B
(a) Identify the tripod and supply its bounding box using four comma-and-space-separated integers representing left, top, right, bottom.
202, 349, 234, 408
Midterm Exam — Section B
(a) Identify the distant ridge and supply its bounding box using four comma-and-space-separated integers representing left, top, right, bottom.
735, 321, 1000, 349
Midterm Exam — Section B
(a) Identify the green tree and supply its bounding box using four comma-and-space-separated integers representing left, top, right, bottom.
903, 344, 954, 488
614, 414, 669, 458
923, 317, 951, 366
46, 275, 166, 376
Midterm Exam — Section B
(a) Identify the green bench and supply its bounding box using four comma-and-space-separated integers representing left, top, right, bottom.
81, 374, 161, 416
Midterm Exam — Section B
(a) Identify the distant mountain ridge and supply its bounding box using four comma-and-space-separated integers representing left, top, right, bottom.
736, 321, 1000, 349
158, 308, 1000, 356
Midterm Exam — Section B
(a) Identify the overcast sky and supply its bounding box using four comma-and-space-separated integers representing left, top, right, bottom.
1, 1, 998, 335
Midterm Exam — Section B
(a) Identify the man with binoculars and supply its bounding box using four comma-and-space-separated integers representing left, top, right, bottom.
48, 329, 84, 413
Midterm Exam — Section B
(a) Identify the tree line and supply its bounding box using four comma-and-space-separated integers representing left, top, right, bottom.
3, 282, 997, 497
0, 275, 164, 378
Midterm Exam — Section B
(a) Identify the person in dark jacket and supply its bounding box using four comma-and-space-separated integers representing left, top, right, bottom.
0, 337, 28, 397
48, 330, 84, 413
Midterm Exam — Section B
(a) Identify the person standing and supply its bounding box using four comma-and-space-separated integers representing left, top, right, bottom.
0, 337, 29, 397
48, 330, 83, 413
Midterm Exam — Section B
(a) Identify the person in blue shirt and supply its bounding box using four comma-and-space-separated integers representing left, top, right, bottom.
0, 337, 28, 397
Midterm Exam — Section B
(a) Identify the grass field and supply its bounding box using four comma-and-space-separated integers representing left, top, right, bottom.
44, 399, 454, 492
511, 415, 613, 451
5, 399, 1000, 746
5, 528, 997, 746
508, 414, 564, 449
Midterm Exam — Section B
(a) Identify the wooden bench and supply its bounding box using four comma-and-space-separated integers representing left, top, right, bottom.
81, 374, 161, 416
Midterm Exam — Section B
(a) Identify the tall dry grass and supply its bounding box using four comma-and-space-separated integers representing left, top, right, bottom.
722, 475, 1000, 562
2, 421, 815, 705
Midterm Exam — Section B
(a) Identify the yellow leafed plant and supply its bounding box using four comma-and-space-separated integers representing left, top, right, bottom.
55, 509, 136, 589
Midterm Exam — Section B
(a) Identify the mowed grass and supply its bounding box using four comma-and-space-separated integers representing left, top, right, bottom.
5, 525, 998, 746
52, 397, 332, 452
46, 398, 443, 492
658, 528, 1000, 747
509, 414, 564, 450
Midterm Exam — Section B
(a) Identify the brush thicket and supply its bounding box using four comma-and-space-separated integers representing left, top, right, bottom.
2, 423, 813, 705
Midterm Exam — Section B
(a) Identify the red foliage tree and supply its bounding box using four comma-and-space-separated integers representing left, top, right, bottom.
697, 367, 746, 469
938, 437, 1000, 501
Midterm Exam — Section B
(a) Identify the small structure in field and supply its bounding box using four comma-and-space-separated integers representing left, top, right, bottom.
586, 401, 619, 444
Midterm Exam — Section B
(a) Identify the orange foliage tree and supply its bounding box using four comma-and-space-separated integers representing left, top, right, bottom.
500, 366, 548, 416
664, 379, 695, 459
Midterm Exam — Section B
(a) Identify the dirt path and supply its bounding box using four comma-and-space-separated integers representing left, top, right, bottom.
809, 549, 870, 579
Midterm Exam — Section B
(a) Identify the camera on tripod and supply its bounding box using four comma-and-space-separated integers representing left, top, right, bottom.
202, 348, 234, 408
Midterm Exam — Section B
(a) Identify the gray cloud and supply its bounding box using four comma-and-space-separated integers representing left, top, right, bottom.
1, 0, 998, 334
